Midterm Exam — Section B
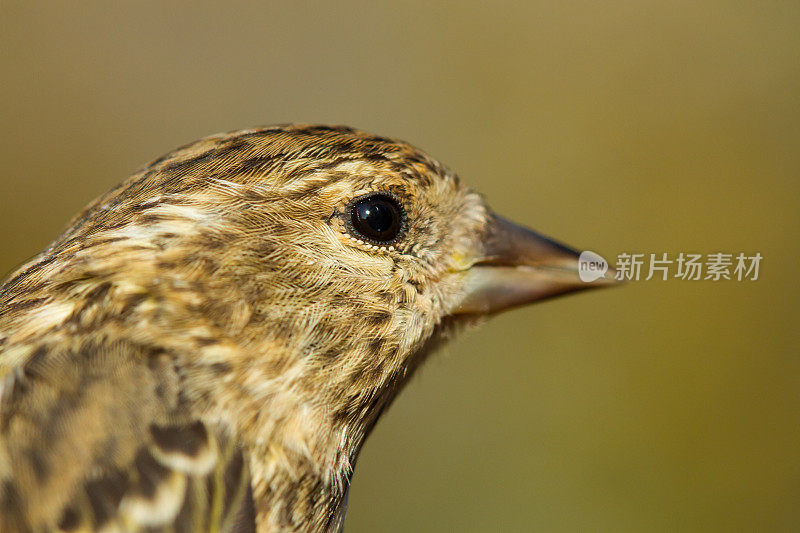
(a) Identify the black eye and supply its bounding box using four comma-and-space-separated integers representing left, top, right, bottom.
348, 193, 405, 244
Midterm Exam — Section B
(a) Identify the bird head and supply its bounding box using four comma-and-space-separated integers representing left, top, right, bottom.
4, 124, 616, 456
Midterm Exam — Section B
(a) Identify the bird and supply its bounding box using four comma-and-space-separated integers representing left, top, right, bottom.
0, 124, 616, 532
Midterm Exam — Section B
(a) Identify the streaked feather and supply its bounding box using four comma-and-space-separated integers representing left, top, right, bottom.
0, 340, 254, 532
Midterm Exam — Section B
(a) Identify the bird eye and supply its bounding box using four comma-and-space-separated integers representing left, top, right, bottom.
347, 193, 405, 244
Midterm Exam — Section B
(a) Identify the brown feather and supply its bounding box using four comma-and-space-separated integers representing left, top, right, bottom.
0, 125, 491, 531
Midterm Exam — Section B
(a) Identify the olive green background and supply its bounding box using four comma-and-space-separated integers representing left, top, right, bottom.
2, 2, 798, 531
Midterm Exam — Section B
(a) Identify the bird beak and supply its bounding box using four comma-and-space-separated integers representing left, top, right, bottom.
453, 214, 620, 315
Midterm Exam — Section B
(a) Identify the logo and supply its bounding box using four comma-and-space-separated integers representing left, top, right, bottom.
578, 250, 609, 282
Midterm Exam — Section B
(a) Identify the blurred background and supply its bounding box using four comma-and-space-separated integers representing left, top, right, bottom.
1, 2, 798, 531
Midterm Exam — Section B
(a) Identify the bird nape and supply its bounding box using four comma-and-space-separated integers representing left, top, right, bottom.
0, 125, 618, 532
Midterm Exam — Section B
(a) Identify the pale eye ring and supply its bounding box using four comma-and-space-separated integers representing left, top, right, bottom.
345, 192, 406, 245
